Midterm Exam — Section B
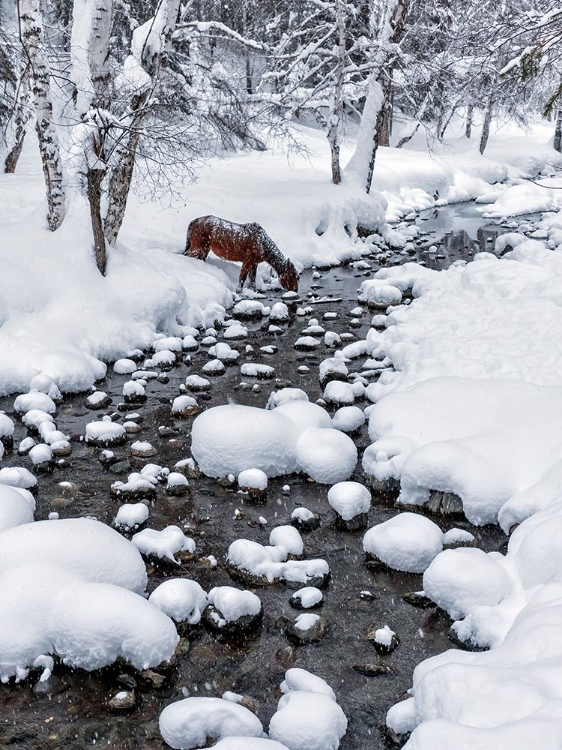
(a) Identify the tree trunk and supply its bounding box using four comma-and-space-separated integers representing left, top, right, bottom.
344, 0, 411, 193
87, 167, 106, 274
104, 0, 181, 244
104, 123, 142, 245
465, 103, 473, 139
377, 80, 393, 147
479, 95, 494, 155
19, 0, 65, 230
4, 69, 32, 174
327, 0, 347, 184
554, 106, 562, 153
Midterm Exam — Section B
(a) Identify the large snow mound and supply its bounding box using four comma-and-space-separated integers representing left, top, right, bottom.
191, 401, 356, 481
0, 517, 178, 680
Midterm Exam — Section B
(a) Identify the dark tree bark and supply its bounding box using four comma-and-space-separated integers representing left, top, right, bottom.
87, 167, 106, 274
479, 95, 494, 155
554, 106, 562, 152
465, 103, 474, 139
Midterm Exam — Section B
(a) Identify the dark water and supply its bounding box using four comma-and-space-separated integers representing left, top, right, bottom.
0, 208, 511, 750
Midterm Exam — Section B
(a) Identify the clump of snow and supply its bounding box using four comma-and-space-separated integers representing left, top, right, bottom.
323, 381, 356, 406
0, 485, 35, 532
185, 374, 210, 391
14, 391, 57, 415
269, 690, 347, 750
226, 538, 329, 587
207, 586, 262, 625
191, 401, 337, 479
159, 696, 264, 749
0, 413, 15, 439
358, 279, 402, 309
114, 502, 150, 530
85, 418, 126, 446
290, 587, 323, 610
114, 358, 137, 375
296, 428, 357, 484
363, 512, 443, 573
269, 525, 304, 557
171, 395, 199, 417
132, 526, 196, 564
149, 579, 208, 625
266, 388, 309, 410
238, 469, 268, 491
423, 547, 511, 621
240, 363, 276, 379
327, 482, 371, 521
0, 467, 37, 490
331, 406, 365, 432
0, 518, 178, 679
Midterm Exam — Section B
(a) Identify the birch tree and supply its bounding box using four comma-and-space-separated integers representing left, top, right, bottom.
344, 0, 411, 194
19, 0, 66, 229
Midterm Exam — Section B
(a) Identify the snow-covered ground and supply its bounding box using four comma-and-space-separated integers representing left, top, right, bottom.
3, 113, 562, 748
0, 117, 560, 398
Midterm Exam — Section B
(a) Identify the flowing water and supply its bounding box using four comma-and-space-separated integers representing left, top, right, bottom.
0, 204, 514, 750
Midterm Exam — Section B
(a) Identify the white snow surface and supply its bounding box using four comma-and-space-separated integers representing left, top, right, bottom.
149, 579, 208, 624
159, 697, 264, 749
227, 538, 329, 586
207, 586, 261, 623
363, 513, 443, 574
269, 691, 347, 750
0, 517, 178, 680
191, 400, 353, 481
132, 526, 196, 564
327, 482, 371, 520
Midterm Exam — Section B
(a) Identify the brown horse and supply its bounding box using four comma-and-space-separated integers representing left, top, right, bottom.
185, 215, 299, 292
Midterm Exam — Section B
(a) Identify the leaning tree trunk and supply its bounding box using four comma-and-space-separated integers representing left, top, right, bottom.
87, 167, 106, 274
344, 0, 411, 193
554, 106, 562, 153
19, 0, 65, 230
377, 80, 393, 147
465, 103, 474, 139
104, 0, 181, 245
327, 0, 347, 184
479, 94, 494, 155
4, 68, 32, 174
104, 118, 143, 245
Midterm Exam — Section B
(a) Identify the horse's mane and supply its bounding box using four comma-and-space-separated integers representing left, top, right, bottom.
255, 226, 287, 274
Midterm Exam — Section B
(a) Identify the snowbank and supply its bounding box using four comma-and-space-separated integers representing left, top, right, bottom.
362, 241, 562, 525
0, 193, 232, 397
0, 517, 178, 680
390, 498, 562, 747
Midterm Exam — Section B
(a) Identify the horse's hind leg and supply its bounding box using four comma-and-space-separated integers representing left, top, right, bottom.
238, 259, 255, 291
248, 262, 258, 289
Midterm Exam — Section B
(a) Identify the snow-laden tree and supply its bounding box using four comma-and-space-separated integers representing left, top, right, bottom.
344, 0, 411, 193
19, 0, 66, 229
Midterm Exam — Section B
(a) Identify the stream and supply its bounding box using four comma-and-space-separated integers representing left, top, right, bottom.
0, 203, 516, 750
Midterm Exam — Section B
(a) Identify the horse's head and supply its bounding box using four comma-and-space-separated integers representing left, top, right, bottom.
280, 258, 299, 292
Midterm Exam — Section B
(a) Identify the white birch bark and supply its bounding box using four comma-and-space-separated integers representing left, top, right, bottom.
19, 0, 65, 230
327, 0, 347, 185
70, 0, 114, 273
